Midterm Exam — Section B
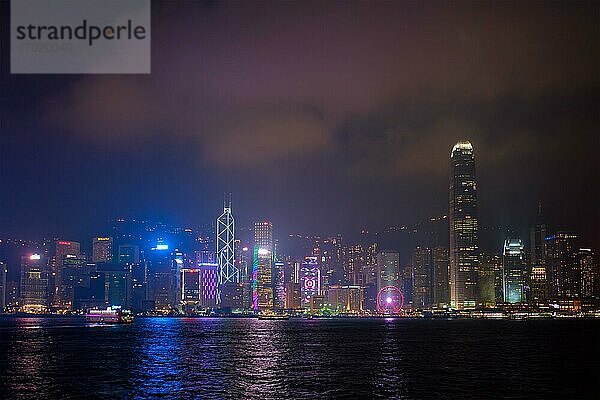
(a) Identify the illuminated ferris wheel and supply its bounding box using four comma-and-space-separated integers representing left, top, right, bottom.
376, 286, 404, 314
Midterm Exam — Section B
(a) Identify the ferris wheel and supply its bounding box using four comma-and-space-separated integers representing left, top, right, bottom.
376, 285, 404, 314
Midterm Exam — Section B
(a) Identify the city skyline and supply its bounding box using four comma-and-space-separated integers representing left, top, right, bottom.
0, 1, 598, 245
1, 2, 598, 399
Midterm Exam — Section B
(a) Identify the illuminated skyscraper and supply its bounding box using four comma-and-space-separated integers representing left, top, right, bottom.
216, 195, 237, 304
273, 261, 286, 308
199, 262, 218, 308
300, 256, 320, 307
432, 247, 450, 306
146, 243, 182, 312
578, 248, 597, 298
20, 254, 49, 313
412, 247, 433, 308
253, 221, 274, 311
502, 239, 526, 303
61, 255, 92, 309
376, 251, 400, 291
181, 268, 201, 311
52, 240, 81, 309
344, 244, 365, 285
449, 140, 479, 309
545, 232, 578, 299
478, 253, 501, 306
254, 247, 273, 310
92, 237, 113, 263
529, 204, 548, 302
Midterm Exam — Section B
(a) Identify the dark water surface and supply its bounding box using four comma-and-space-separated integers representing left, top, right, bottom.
0, 317, 598, 399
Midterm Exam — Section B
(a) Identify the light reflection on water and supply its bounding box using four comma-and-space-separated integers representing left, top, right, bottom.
0, 317, 598, 399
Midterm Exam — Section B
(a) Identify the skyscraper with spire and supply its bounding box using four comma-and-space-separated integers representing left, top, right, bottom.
449, 140, 479, 309
216, 194, 237, 304
530, 203, 548, 302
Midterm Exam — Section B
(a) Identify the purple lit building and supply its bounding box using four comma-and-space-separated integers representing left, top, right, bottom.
300, 256, 320, 307
199, 263, 218, 308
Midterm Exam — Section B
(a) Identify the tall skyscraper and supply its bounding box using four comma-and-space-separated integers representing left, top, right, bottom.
300, 256, 320, 307
197, 262, 218, 308
432, 247, 450, 306
502, 238, 526, 303
376, 251, 400, 292
52, 240, 81, 309
412, 247, 433, 308
253, 247, 273, 310
449, 140, 479, 309
344, 244, 365, 285
146, 244, 182, 312
92, 237, 113, 263
578, 248, 597, 298
478, 253, 501, 306
545, 232, 579, 299
529, 204, 548, 302
273, 261, 286, 308
216, 195, 237, 304
253, 221, 274, 311
530, 204, 547, 267
20, 254, 49, 313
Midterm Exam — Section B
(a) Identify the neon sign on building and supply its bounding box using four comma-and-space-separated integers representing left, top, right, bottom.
300, 256, 320, 307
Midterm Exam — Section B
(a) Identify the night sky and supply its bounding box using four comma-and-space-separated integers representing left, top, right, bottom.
0, 1, 598, 248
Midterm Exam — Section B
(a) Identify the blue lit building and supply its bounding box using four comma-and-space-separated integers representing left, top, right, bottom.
502, 238, 525, 303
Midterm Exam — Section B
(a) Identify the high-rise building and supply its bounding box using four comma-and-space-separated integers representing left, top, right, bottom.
61, 255, 92, 310
432, 247, 450, 306
545, 232, 579, 299
502, 239, 526, 303
344, 244, 365, 285
273, 261, 286, 308
97, 263, 131, 308
199, 262, 218, 308
376, 251, 400, 292
529, 204, 548, 302
284, 281, 302, 309
478, 253, 501, 306
216, 195, 237, 304
20, 254, 49, 313
449, 140, 479, 309
145, 244, 182, 312
318, 236, 343, 288
327, 285, 363, 313
253, 221, 274, 311
181, 268, 201, 312
52, 240, 81, 308
578, 248, 597, 299
92, 237, 113, 263
300, 256, 320, 307
118, 245, 144, 311
253, 247, 273, 310
530, 204, 547, 268
412, 247, 433, 308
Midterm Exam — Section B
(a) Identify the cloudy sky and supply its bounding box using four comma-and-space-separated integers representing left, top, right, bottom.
0, 1, 598, 248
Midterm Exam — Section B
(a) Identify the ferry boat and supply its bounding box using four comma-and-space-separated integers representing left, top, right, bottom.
258, 312, 289, 320
85, 306, 134, 324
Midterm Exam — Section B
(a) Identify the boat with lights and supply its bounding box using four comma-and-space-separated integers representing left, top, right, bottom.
85, 306, 134, 324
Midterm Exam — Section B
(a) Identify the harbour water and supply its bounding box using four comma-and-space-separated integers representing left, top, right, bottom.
0, 317, 598, 399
